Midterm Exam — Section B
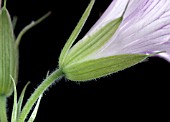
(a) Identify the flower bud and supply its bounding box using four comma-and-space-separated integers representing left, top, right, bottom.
0, 5, 18, 97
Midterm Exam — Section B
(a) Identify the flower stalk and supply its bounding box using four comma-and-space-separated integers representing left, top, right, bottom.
18, 69, 63, 122
0, 95, 8, 122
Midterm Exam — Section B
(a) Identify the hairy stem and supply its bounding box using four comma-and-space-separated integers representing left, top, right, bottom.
18, 69, 63, 122
0, 95, 8, 122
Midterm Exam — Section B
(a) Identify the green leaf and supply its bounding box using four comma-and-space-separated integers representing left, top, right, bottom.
17, 82, 30, 120
10, 75, 18, 122
63, 54, 148, 81
59, 0, 95, 68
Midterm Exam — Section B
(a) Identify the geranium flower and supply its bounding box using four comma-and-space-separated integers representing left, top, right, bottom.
58, 0, 170, 81
18, 1, 170, 120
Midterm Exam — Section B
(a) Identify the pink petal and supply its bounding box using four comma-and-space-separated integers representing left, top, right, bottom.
86, 0, 129, 34
86, 0, 170, 62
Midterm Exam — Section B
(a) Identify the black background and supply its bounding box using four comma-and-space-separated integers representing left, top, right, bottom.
3, 0, 169, 121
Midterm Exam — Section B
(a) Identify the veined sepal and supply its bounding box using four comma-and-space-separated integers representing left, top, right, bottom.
59, 0, 95, 67
63, 54, 148, 81
0, 3, 18, 97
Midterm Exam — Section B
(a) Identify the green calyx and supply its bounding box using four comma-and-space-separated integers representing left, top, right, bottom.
58, 0, 148, 81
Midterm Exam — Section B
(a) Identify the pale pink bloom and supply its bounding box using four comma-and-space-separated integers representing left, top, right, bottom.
82, 0, 170, 62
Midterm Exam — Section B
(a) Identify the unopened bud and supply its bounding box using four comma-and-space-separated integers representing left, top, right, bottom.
0, 4, 18, 97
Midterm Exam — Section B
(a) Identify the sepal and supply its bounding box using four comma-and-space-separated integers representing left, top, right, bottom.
63, 54, 147, 81
0, 4, 18, 97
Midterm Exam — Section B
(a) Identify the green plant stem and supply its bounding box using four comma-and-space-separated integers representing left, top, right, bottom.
15, 11, 51, 47
0, 95, 8, 122
18, 69, 63, 122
